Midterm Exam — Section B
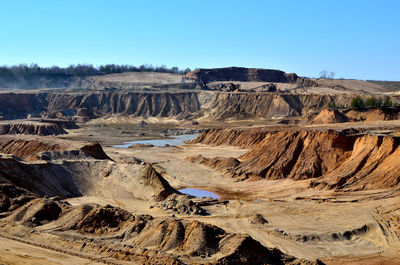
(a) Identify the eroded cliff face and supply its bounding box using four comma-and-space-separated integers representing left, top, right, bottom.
45, 91, 201, 118
0, 93, 48, 119
191, 128, 400, 191
197, 92, 355, 120
184, 67, 319, 88
0, 91, 358, 120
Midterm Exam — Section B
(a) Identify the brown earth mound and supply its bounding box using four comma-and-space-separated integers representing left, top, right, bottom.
345, 108, 400, 122
192, 128, 400, 190
310, 135, 400, 190
5, 198, 62, 226
189, 128, 269, 148
76, 205, 134, 234
0, 183, 35, 213
138, 163, 179, 201
80, 142, 112, 160
308, 108, 400, 125
311, 109, 349, 124
187, 155, 241, 172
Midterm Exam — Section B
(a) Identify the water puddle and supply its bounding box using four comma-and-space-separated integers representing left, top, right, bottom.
179, 188, 220, 199
112, 134, 199, 148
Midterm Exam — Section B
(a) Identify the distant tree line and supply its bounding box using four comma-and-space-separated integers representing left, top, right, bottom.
327, 96, 395, 111
0, 64, 191, 89
350, 96, 393, 110
0, 63, 191, 77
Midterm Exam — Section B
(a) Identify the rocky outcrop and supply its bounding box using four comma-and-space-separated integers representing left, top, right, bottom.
0, 121, 67, 136
191, 128, 400, 190
185, 67, 319, 87
0, 118, 78, 136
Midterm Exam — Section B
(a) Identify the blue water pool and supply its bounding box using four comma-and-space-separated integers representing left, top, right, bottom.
112, 134, 199, 148
179, 188, 220, 199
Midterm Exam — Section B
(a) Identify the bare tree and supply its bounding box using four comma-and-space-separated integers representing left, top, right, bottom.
329, 71, 336, 79
319, 70, 328, 79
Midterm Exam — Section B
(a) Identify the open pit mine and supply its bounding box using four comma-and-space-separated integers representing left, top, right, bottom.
0, 67, 400, 264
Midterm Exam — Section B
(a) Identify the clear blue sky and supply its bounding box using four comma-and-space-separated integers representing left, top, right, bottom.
1, 0, 399, 80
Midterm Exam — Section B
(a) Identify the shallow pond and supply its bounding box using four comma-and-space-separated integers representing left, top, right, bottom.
112, 134, 199, 148
179, 188, 220, 199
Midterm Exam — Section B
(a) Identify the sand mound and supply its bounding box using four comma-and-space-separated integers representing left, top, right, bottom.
345, 108, 400, 122
193, 128, 400, 190
76, 205, 134, 234
249, 214, 268, 224
0, 183, 35, 213
311, 109, 349, 124
80, 143, 112, 160
6, 198, 62, 226
0, 199, 319, 264
187, 155, 240, 173
138, 164, 178, 201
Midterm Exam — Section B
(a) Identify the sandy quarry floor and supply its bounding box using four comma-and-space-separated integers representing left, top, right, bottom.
2, 119, 400, 264
59, 119, 400, 263
0, 236, 106, 265
101, 142, 400, 263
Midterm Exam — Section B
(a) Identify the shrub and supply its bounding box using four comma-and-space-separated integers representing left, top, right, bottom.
350, 96, 365, 110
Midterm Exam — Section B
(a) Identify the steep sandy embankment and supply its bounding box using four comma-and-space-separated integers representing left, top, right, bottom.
0, 92, 49, 119
0, 137, 176, 201
197, 92, 356, 120
191, 128, 400, 191
45, 91, 201, 118
311, 108, 400, 124
0, 121, 64, 136
0, 91, 361, 120
0, 137, 66, 159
